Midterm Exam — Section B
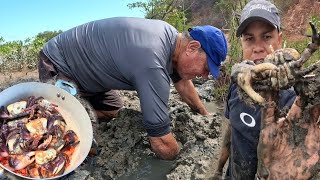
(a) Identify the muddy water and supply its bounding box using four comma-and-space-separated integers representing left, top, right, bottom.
118, 156, 175, 180
204, 101, 224, 113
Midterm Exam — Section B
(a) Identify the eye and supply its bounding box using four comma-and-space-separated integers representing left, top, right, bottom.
263, 35, 272, 40
244, 36, 253, 42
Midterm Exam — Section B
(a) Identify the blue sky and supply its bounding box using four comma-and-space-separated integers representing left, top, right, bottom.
1, 0, 146, 42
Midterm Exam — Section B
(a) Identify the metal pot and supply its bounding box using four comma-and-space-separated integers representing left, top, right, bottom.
0, 82, 93, 180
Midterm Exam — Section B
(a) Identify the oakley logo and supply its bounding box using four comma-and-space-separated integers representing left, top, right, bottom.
240, 112, 256, 127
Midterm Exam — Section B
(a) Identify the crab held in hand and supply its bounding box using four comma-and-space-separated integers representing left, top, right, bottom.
233, 22, 320, 106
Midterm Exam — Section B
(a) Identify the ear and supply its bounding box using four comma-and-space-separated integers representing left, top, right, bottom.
186, 40, 201, 55
278, 32, 283, 46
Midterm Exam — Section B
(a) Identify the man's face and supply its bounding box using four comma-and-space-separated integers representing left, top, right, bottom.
241, 20, 282, 64
176, 41, 210, 80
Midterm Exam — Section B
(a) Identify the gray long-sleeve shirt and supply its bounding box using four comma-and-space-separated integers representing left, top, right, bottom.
43, 17, 179, 136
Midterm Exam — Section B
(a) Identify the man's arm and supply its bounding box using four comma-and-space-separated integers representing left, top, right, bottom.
149, 133, 180, 160
214, 122, 231, 178
174, 79, 209, 115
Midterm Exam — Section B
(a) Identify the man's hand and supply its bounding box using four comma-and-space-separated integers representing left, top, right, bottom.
174, 79, 209, 115
257, 95, 320, 179
254, 62, 295, 90
256, 48, 300, 90
149, 133, 180, 160
212, 123, 231, 180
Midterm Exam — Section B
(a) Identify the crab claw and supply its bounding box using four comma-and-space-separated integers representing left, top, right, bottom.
40, 153, 69, 177
61, 130, 80, 153
309, 21, 320, 46
38, 135, 53, 150
8, 151, 35, 170
51, 153, 69, 175
238, 63, 278, 104
27, 163, 41, 178
0, 106, 10, 120
292, 22, 320, 69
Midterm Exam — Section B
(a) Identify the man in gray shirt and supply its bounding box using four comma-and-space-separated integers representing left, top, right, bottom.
38, 17, 228, 160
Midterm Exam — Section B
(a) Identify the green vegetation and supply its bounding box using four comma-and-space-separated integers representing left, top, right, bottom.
285, 39, 320, 68
283, 15, 320, 67
0, 31, 61, 73
128, 0, 192, 31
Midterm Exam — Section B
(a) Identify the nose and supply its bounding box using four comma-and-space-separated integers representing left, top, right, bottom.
253, 40, 266, 54
201, 71, 210, 79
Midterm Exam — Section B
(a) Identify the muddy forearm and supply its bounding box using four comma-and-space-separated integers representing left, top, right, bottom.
149, 133, 180, 160
174, 80, 208, 115
216, 123, 231, 172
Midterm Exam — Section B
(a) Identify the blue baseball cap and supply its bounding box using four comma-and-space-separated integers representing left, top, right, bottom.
189, 25, 228, 79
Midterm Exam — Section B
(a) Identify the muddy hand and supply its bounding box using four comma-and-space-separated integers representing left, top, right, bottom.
257, 94, 320, 179
232, 60, 278, 104
254, 48, 301, 90
262, 21, 320, 90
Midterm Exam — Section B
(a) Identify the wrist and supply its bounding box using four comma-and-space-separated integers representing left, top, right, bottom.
198, 106, 209, 115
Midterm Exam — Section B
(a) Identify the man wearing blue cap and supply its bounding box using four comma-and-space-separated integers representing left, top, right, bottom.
213, 0, 297, 179
38, 17, 228, 160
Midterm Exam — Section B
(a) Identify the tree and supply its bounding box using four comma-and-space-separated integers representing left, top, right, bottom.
128, 0, 195, 31
0, 37, 4, 45
34, 30, 62, 43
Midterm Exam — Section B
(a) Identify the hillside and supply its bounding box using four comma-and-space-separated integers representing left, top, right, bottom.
186, 0, 320, 41
282, 0, 320, 41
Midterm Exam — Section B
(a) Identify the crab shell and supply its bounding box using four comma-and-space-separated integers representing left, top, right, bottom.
6, 101, 27, 116
25, 118, 48, 136
35, 148, 57, 165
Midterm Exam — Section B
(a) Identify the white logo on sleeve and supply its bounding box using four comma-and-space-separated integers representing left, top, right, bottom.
240, 112, 256, 127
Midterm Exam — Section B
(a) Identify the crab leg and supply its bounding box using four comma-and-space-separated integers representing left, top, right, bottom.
290, 22, 320, 68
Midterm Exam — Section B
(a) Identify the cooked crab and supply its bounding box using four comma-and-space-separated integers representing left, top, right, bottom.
0, 95, 80, 178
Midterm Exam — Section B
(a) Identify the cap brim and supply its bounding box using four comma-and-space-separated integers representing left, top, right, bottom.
236, 16, 277, 37
208, 58, 220, 79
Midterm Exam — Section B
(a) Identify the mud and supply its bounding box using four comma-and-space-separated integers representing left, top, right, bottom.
0, 72, 225, 180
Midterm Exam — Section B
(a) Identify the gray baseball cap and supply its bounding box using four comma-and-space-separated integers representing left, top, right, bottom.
236, 0, 280, 37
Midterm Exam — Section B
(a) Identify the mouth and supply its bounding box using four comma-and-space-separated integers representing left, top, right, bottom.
253, 59, 264, 64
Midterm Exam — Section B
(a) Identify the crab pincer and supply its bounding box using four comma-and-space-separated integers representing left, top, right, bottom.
8, 151, 36, 170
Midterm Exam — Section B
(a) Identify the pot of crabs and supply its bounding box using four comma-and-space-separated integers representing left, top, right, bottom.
0, 82, 93, 179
